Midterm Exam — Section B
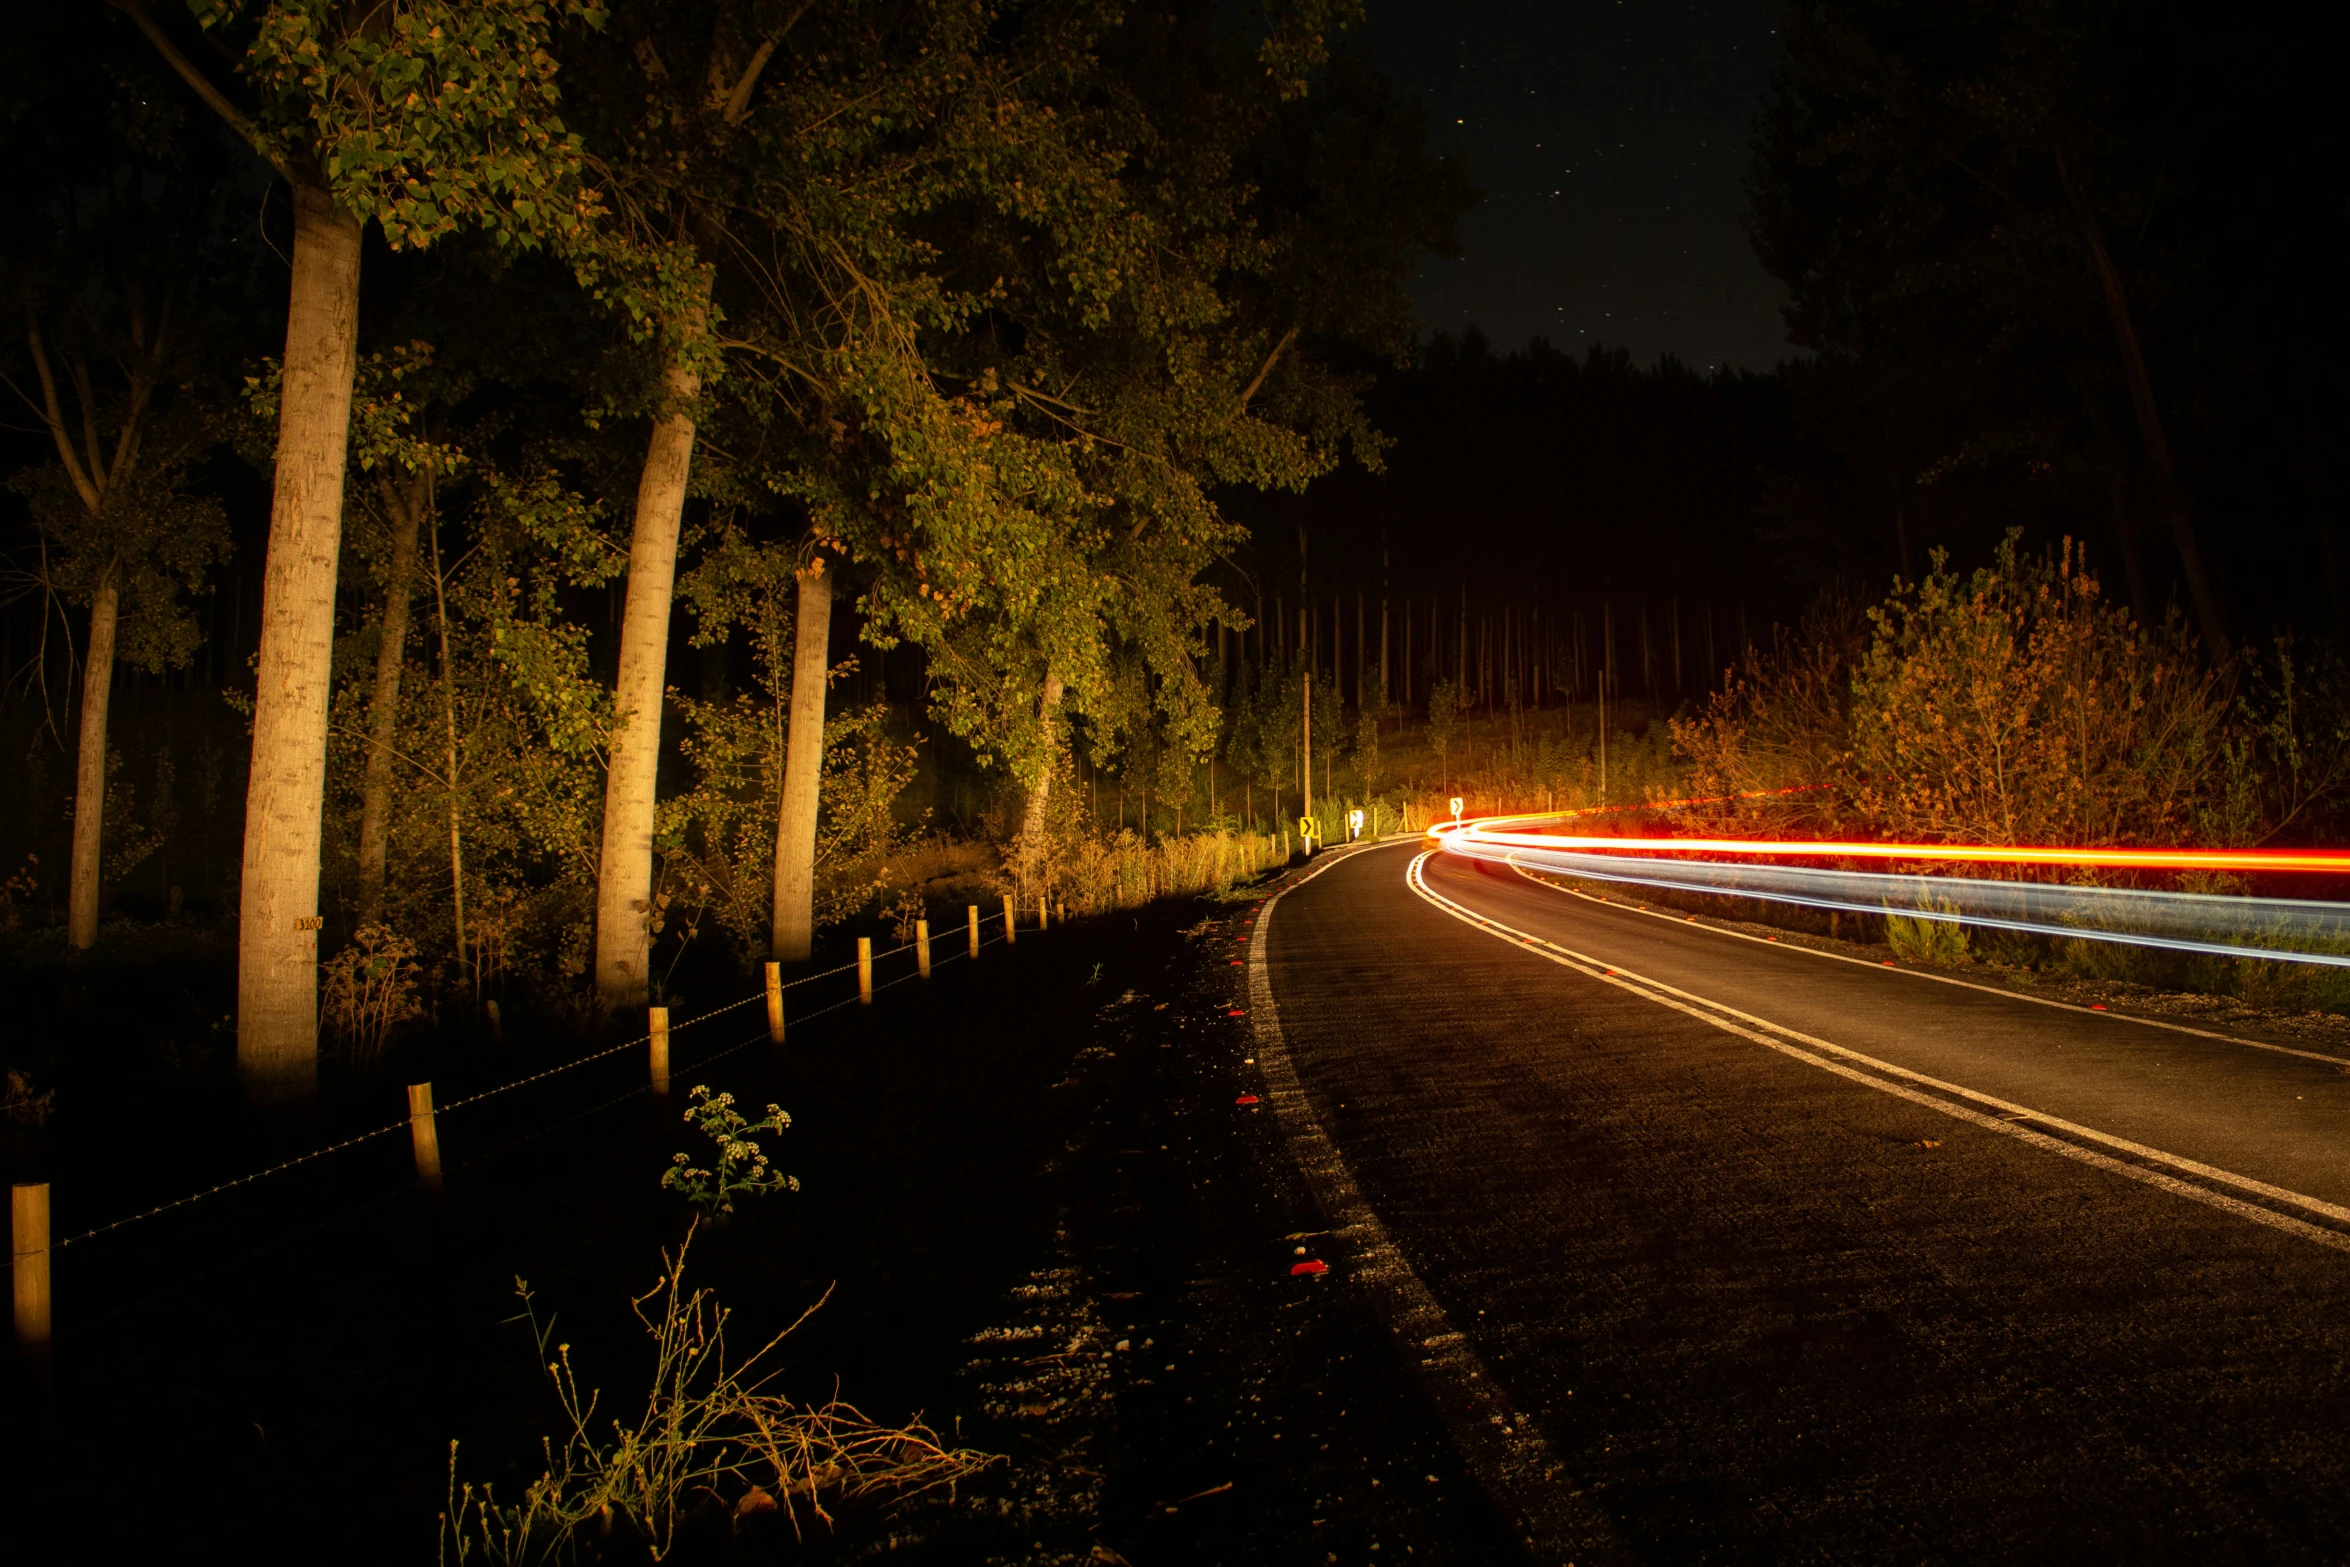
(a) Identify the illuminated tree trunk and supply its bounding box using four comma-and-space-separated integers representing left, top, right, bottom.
1016, 670, 1065, 885
238, 184, 362, 1097
66, 576, 119, 950
770, 565, 834, 961
430, 513, 469, 996
356, 471, 425, 926
593, 346, 702, 1006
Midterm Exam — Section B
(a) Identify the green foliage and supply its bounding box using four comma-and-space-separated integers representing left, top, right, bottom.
325, 451, 613, 995
666, 694, 922, 948
661, 1086, 797, 1217
1309, 666, 1345, 787
1670, 541, 2332, 854
1850, 537, 2229, 848
1424, 678, 1460, 783
1354, 674, 1385, 790
94, 749, 162, 894
665, 536, 924, 945
192, 0, 606, 253
1884, 905, 1971, 967
11, 458, 229, 672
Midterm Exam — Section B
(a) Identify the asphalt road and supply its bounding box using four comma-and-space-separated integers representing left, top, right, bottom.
1251, 839, 2350, 1563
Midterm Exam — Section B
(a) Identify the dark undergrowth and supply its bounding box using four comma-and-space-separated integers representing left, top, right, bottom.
2, 867, 1520, 1564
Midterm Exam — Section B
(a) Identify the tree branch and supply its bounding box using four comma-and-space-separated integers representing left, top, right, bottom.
22, 312, 102, 514
714, 2, 813, 126
106, 283, 171, 490
68, 355, 107, 488
106, 0, 304, 187
1237, 326, 1300, 409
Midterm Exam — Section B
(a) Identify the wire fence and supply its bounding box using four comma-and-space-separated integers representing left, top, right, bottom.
39, 911, 1016, 1253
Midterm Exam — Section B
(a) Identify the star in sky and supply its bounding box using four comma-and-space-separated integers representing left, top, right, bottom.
1351, 0, 1791, 370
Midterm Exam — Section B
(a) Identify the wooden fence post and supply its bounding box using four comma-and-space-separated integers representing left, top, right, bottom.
1004, 893, 1017, 944
648, 1006, 670, 1096
857, 937, 874, 1004
1038, 893, 1049, 932
406, 1083, 443, 1193
12, 1182, 50, 1356
967, 904, 980, 959
916, 919, 932, 979
764, 960, 784, 1044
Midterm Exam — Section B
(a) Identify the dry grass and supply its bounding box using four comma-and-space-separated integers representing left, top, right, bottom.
440, 1226, 994, 1563
1044, 828, 1289, 915
320, 922, 424, 1057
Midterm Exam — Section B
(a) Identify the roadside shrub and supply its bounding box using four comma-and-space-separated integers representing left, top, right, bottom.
666, 699, 925, 956
1672, 595, 1865, 833
1671, 536, 2350, 861
321, 923, 424, 1055
1884, 906, 1971, 966
1850, 536, 2228, 849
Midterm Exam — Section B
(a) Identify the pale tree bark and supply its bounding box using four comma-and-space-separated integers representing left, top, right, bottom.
429, 508, 469, 996
356, 470, 426, 925
593, 344, 704, 1006
1016, 670, 1066, 886
770, 565, 833, 961
108, 0, 355, 1091
67, 576, 120, 950
20, 302, 163, 954
239, 182, 363, 1096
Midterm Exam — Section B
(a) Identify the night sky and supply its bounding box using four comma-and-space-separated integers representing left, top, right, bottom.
1351, 0, 1791, 371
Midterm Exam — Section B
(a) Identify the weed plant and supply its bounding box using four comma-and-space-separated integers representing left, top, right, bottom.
441, 1230, 993, 1562
319, 922, 424, 1055
662, 1087, 798, 1217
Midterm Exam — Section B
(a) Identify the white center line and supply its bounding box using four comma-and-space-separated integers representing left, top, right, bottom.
1411, 852, 2350, 1255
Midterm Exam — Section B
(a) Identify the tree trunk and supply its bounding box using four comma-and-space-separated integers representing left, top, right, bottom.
593, 345, 703, 1006
2060, 154, 2227, 655
238, 183, 362, 1097
2081, 391, 2153, 625
430, 510, 468, 998
1016, 670, 1066, 885
770, 565, 834, 961
356, 470, 425, 925
67, 577, 119, 950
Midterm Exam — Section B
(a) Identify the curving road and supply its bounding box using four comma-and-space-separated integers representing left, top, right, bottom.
1250, 839, 2350, 1563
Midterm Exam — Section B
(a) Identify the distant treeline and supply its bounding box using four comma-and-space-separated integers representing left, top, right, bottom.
1243, 0, 2345, 662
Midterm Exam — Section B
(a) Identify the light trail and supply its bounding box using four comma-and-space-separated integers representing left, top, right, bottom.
1429, 815, 2350, 876
1428, 812, 2350, 967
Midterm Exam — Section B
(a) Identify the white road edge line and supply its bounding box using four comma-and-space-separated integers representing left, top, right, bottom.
1411, 851, 2350, 1256
1481, 855, 2350, 1224
1501, 852, 2350, 1069
1250, 841, 1630, 1566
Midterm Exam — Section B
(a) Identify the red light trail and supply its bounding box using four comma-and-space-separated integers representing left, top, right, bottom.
1429, 815, 2350, 876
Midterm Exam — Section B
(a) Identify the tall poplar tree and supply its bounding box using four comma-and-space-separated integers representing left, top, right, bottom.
111, 0, 600, 1092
